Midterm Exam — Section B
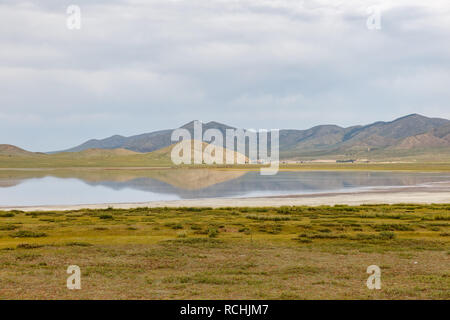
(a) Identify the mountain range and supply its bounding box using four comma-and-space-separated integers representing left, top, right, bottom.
1, 114, 449, 161
53, 114, 449, 160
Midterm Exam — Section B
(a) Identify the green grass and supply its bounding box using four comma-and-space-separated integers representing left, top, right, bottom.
0, 204, 448, 299
0, 152, 172, 168
1, 148, 450, 171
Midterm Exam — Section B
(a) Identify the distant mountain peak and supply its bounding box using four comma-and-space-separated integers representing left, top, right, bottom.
48, 114, 449, 156
180, 120, 235, 131
206, 121, 228, 126
401, 113, 422, 117
392, 113, 426, 121
180, 120, 203, 128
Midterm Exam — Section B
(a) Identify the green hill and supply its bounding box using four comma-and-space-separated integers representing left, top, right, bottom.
51, 114, 450, 161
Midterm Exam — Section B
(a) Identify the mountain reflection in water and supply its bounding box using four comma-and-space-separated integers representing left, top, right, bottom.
0, 169, 449, 206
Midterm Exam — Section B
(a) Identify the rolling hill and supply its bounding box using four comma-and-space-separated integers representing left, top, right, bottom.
0, 144, 37, 156
56, 121, 234, 154
52, 114, 450, 160
0, 140, 247, 168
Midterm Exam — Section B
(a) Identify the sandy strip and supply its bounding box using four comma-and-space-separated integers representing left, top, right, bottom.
1, 187, 450, 211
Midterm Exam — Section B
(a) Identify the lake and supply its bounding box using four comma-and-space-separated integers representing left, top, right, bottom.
0, 169, 449, 206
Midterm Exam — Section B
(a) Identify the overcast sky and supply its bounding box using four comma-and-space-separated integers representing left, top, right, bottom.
1, 0, 450, 151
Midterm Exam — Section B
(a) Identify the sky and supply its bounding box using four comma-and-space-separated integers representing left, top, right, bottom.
1, 0, 450, 151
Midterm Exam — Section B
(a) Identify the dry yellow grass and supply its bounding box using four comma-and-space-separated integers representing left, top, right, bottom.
0, 204, 448, 299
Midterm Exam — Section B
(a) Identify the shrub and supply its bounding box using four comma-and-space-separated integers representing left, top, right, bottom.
208, 228, 219, 238
246, 215, 290, 221
258, 224, 283, 234
295, 238, 313, 243
17, 243, 44, 249
0, 224, 19, 231
65, 242, 93, 247
0, 212, 15, 217
165, 223, 183, 230
378, 231, 396, 240
10, 231, 47, 238
372, 224, 414, 231
277, 206, 292, 214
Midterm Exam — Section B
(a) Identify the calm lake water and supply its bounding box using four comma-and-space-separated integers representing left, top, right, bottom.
0, 169, 449, 206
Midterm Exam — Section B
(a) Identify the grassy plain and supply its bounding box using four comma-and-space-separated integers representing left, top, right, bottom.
2, 156, 450, 172
1, 142, 450, 172
0, 204, 448, 299
0, 152, 172, 168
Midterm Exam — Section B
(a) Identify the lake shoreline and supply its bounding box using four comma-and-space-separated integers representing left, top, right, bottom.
2, 182, 450, 211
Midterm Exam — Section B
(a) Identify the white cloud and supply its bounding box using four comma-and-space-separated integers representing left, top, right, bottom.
0, 0, 449, 150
